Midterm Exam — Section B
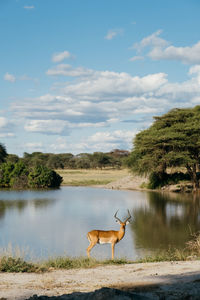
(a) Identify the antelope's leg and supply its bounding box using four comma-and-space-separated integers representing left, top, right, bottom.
87, 242, 96, 258
111, 243, 115, 260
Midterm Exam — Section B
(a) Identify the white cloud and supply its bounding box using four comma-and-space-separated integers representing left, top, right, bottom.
60, 69, 167, 99
50, 137, 68, 151
24, 142, 43, 152
52, 51, 73, 63
189, 65, 200, 75
149, 41, 200, 64
4, 72, 16, 83
86, 130, 136, 151
129, 56, 144, 62
132, 30, 200, 65
49, 130, 137, 154
12, 63, 200, 153
0, 117, 15, 137
24, 6, 35, 10
105, 29, 123, 40
4, 72, 37, 83
133, 30, 169, 52
24, 120, 70, 135
46, 64, 94, 77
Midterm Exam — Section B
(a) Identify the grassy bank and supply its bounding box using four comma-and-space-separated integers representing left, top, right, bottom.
56, 168, 130, 186
1, 233, 200, 272
0, 251, 196, 273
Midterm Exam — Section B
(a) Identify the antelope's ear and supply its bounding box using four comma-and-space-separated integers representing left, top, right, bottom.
126, 220, 130, 224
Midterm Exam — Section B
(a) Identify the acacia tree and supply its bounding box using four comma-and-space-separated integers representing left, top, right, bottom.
128, 106, 200, 189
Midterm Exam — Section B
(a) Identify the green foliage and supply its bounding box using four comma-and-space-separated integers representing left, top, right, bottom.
148, 172, 190, 189
28, 165, 63, 188
0, 162, 62, 189
0, 143, 7, 164
0, 162, 15, 187
129, 106, 200, 189
21, 149, 129, 170
0, 256, 38, 272
6, 154, 19, 164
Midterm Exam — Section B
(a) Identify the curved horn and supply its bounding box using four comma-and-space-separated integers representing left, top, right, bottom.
124, 209, 132, 223
114, 210, 122, 222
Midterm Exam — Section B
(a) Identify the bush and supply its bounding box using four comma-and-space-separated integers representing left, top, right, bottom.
148, 171, 191, 189
0, 256, 37, 272
28, 165, 63, 188
0, 161, 63, 189
0, 162, 14, 187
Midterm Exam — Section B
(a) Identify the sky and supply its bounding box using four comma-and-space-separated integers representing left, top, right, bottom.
1, 0, 200, 156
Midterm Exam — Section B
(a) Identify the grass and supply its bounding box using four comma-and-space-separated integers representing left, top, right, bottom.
56, 168, 130, 186
0, 255, 131, 273
1, 233, 200, 273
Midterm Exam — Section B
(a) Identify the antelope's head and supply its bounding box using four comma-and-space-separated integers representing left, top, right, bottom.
114, 209, 132, 229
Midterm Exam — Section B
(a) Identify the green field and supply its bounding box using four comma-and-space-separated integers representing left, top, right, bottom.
56, 168, 130, 186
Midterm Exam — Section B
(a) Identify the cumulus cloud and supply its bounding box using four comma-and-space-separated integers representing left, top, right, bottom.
24, 119, 70, 135
49, 131, 136, 154
52, 51, 73, 63
4, 72, 16, 82
60, 69, 167, 99
149, 41, 200, 64
72, 130, 137, 152
0, 117, 15, 137
11, 62, 200, 154
12, 67, 170, 134
132, 30, 200, 65
105, 29, 123, 40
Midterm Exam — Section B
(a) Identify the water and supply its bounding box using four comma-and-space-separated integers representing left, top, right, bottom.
0, 186, 200, 260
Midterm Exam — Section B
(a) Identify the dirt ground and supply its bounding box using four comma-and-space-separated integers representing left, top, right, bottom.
1, 261, 200, 299
103, 174, 148, 190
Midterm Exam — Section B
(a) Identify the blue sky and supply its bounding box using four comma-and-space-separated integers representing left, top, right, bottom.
1, 0, 200, 156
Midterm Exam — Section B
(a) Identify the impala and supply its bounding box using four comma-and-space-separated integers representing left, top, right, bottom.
87, 210, 132, 260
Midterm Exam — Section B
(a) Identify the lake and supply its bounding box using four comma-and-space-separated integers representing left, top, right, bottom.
0, 186, 200, 260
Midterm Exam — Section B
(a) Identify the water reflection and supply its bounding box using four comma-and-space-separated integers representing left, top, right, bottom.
132, 192, 200, 254
0, 198, 56, 220
0, 187, 200, 260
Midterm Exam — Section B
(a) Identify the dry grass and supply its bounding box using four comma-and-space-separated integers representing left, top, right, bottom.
56, 168, 130, 186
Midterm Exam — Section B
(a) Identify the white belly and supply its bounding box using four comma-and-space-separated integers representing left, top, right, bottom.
99, 239, 111, 244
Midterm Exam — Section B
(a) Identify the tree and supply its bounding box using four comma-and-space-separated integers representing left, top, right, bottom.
0, 143, 7, 164
92, 152, 111, 169
128, 106, 200, 189
28, 165, 63, 188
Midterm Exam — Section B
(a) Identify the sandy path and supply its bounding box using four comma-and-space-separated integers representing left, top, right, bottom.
1, 261, 200, 299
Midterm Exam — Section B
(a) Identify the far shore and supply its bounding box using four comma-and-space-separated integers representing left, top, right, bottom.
57, 168, 148, 191
57, 168, 195, 193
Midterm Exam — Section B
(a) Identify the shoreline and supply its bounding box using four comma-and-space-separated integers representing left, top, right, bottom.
1, 260, 200, 299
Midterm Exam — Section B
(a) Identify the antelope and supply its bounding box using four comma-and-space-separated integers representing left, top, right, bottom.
87, 210, 132, 260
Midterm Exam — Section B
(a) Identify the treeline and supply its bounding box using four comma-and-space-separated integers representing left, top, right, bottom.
0, 143, 62, 189
128, 105, 200, 190
6, 149, 130, 170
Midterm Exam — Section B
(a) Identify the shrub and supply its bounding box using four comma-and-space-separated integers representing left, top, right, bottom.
0, 162, 14, 187
148, 171, 191, 189
28, 165, 63, 188
0, 256, 37, 272
0, 161, 63, 189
